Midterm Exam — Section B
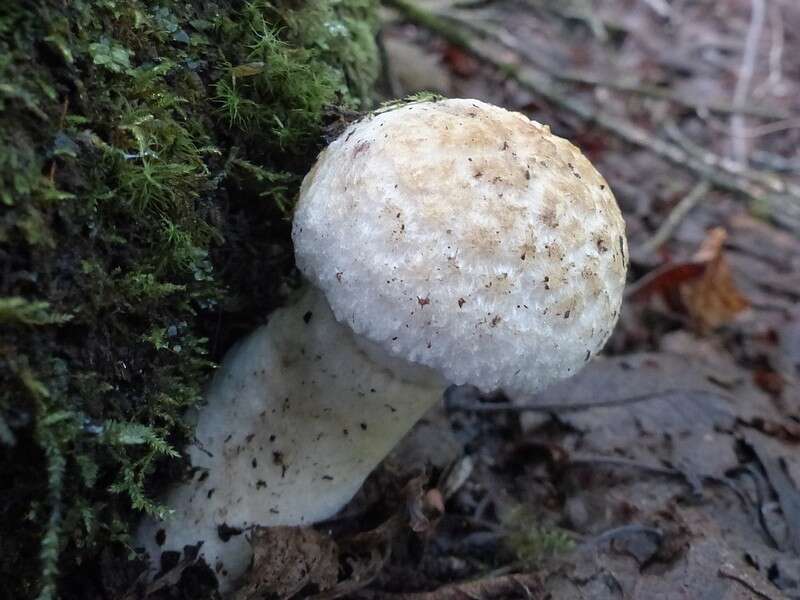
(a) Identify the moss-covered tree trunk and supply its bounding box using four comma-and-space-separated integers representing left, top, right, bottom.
0, 1, 378, 597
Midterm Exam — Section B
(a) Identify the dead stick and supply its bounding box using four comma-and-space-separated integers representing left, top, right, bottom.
379, 573, 544, 599
449, 389, 734, 414
636, 180, 711, 256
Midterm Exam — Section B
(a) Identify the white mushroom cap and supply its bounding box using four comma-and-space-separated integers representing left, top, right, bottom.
293, 98, 628, 397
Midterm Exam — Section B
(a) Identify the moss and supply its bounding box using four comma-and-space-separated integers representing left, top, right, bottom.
0, 0, 379, 597
502, 506, 575, 568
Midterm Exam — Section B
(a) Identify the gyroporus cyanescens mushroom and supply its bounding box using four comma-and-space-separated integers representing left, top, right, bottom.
137, 98, 629, 592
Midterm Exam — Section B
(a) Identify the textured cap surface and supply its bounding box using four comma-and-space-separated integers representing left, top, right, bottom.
293, 98, 628, 396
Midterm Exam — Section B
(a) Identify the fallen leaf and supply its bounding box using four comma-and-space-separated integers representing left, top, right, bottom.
680, 228, 750, 332
629, 227, 750, 332
235, 527, 338, 600
311, 517, 401, 600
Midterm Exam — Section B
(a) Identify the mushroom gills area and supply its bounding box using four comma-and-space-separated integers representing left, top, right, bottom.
136, 287, 443, 591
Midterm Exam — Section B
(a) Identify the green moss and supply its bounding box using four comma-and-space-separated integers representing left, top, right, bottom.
0, 0, 379, 597
502, 507, 575, 568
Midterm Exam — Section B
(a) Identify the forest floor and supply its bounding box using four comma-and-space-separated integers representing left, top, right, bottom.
143, 1, 800, 599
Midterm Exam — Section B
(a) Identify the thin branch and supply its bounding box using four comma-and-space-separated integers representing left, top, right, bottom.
663, 123, 800, 196
584, 523, 663, 547
735, 116, 800, 138
449, 389, 733, 414
636, 180, 711, 256
730, 0, 766, 164
718, 563, 784, 600
377, 573, 544, 599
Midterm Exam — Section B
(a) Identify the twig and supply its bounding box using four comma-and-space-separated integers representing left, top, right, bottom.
730, 0, 766, 164
663, 123, 800, 197
554, 73, 781, 120
751, 150, 800, 173
448, 388, 733, 414
584, 524, 663, 547
728, 464, 782, 549
762, 2, 785, 94
734, 116, 800, 138
636, 180, 711, 256
383, 0, 800, 234
743, 437, 800, 555
718, 563, 786, 600
520, 0, 620, 40
377, 573, 544, 599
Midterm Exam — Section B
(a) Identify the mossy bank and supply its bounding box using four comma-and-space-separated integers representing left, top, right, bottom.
0, 0, 378, 597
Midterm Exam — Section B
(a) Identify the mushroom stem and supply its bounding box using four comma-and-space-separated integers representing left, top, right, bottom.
136, 286, 443, 591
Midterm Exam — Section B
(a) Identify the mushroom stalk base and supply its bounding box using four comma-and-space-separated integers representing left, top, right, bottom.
136, 287, 443, 592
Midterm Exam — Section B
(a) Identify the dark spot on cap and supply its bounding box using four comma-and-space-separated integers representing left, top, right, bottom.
303, 311, 313, 324
352, 140, 370, 157
155, 529, 166, 546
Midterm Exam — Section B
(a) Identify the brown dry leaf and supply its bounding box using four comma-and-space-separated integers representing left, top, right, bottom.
679, 228, 750, 332
629, 227, 750, 332
311, 516, 402, 600
235, 527, 338, 600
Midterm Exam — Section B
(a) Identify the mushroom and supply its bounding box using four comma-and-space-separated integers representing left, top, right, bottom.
136, 98, 628, 592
